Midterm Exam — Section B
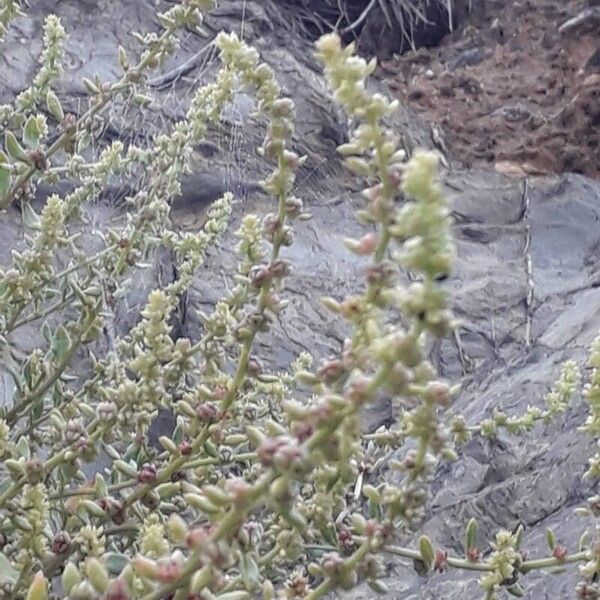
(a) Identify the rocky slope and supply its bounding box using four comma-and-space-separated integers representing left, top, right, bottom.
1, 1, 599, 598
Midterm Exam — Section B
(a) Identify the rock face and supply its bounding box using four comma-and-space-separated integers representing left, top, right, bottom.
2, 1, 600, 598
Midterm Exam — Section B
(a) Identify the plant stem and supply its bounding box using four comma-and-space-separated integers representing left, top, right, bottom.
0, 15, 188, 209
520, 551, 589, 572
6, 305, 99, 426
382, 544, 591, 574
305, 579, 335, 600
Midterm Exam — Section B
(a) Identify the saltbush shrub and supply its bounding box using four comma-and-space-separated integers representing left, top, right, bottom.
0, 1, 598, 599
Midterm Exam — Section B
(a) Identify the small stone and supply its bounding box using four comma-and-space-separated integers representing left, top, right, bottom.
494, 161, 526, 178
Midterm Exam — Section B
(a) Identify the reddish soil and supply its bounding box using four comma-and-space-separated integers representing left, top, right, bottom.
379, 0, 600, 178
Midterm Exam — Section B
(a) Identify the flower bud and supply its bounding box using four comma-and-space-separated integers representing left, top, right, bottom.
186, 526, 209, 551
52, 531, 71, 554
434, 549, 448, 573
184, 493, 220, 514
424, 381, 452, 407
196, 402, 222, 423
552, 545, 567, 562
62, 562, 81, 594
467, 546, 480, 562
137, 463, 157, 484
262, 579, 275, 600
97, 401, 117, 422
85, 558, 109, 593
26, 571, 47, 600
167, 515, 188, 544
24, 458, 45, 484
133, 555, 158, 580
155, 557, 182, 584
269, 476, 293, 505
156, 482, 180, 499
362, 485, 382, 504
104, 578, 130, 600
202, 485, 231, 507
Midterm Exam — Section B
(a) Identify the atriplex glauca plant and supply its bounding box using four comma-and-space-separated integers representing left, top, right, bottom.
0, 2, 598, 599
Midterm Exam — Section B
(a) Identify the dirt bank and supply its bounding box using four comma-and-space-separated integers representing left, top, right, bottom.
379, 0, 600, 178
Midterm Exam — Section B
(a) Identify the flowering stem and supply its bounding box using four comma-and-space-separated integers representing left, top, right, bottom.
382, 544, 590, 574
5, 307, 99, 426
0, 13, 191, 209
520, 551, 589, 572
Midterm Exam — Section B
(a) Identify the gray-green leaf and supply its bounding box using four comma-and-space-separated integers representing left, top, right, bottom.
5, 131, 28, 162
105, 553, 129, 576
51, 325, 71, 362
21, 201, 41, 230
0, 553, 18, 582
16, 436, 30, 460
46, 90, 64, 122
0, 153, 10, 198
23, 115, 41, 148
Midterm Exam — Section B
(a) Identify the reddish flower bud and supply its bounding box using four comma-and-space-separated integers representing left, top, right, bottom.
25, 458, 45, 484
28, 149, 47, 171
225, 478, 251, 506
257, 437, 289, 466
356, 232, 378, 256
552, 545, 568, 562
186, 527, 209, 551
248, 265, 271, 289
434, 549, 448, 573
138, 463, 157, 484
364, 520, 380, 538
61, 113, 77, 133
467, 546, 480, 562
292, 421, 313, 443
338, 527, 353, 550
51, 531, 71, 554
105, 578, 130, 600
317, 358, 345, 383
156, 557, 183, 583
196, 402, 222, 423
424, 381, 452, 407
178, 440, 193, 456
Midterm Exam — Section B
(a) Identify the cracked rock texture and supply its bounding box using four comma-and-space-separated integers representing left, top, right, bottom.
2, 1, 600, 597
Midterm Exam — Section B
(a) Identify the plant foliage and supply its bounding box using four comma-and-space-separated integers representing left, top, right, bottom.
0, 2, 597, 600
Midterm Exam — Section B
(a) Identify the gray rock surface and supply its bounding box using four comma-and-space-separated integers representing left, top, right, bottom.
1, 1, 599, 598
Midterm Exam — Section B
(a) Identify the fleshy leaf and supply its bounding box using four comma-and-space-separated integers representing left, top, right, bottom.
51, 325, 71, 362
23, 116, 41, 148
